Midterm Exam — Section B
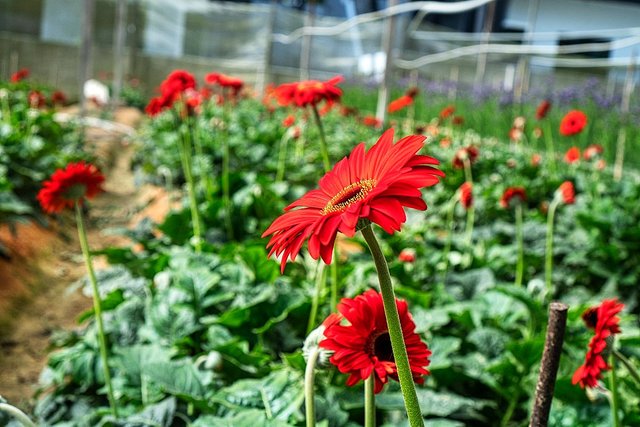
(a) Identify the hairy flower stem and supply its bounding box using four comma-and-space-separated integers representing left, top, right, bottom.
462, 158, 473, 184
304, 347, 320, 427
361, 225, 424, 427
221, 116, 234, 241
307, 263, 326, 335
543, 121, 557, 175
310, 104, 331, 172
610, 352, 621, 427
189, 117, 214, 203
75, 204, 119, 419
180, 124, 203, 251
0, 402, 36, 427
544, 199, 559, 300
613, 349, 640, 385
331, 248, 339, 310
515, 203, 524, 287
465, 204, 475, 246
275, 133, 289, 182
365, 375, 376, 427
442, 196, 457, 281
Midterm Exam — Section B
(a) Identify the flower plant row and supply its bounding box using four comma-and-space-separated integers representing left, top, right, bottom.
1, 69, 639, 427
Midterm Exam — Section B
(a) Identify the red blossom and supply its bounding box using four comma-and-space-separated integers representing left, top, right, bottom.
452, 116, 464, 126
275, 76, 343, 108
28, 90, 46, 108
556, 181, 575, 205
583, 144, 603, 161
572, 299, 624, 389
262, 129, 444, 272
11, 68, 29, 83
564, 147, 581, 164
387, 95, 413, 113
560, 110, 587, 136
452, 146, 479, 169
535, 100, 551, 120
37, 162, 105, 214
439, 105, 455, 120
500, 187, 526, 209
362, 115, 383, 129
398, 248, 416, 263
320, 290, 431, 394
282, 114, 296, 128
531, 153, 542, 167
459, 182, 473, 209
51, 90, 67, 105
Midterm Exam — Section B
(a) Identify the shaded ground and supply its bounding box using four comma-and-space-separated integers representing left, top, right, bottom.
0, 108, 174, 410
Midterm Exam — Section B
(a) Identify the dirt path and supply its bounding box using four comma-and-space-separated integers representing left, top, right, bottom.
0, 108, 157, 409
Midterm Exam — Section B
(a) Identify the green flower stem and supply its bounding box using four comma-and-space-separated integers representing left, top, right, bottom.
515, 202, 524, 287
543, 121, 557, 174
610, 352, 621, 427
179, 124, 203, 251
465, 204, 475, 246
310, 104, 331, 172
275, 132, 289, 182
613, 349, 640, 386
306, 263, 326, 335
189, 117, 214, 202
304, 347, 320, 427
221, 115, 234, 242
365, 375, 376, 427
75, 203, 119, 419
0, 402, 36, 427
544, 199, 559, 299
463, 158, 473, 184
331, 247, 339, 310
442, 196, 457, 280
361, 225, 424, 427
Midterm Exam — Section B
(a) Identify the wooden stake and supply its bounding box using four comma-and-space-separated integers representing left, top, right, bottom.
530, 302, 568, 427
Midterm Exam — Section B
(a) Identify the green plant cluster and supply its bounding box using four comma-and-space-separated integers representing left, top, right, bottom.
24, 92, 640, 426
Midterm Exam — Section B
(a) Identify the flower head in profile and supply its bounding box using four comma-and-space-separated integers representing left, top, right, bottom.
459, 182, 473, 209
452, 145, 479, 169
583, 144, 603, 161
28, 90, 46, 109
564, 147, 581, 164
556, 181, 575, 205
51, 90, 67, 106
320, 290, 431, 393
37, 162, 105, 214
387, 95, 413, 113
531, 153, 542, 167
262, 129, 444, 272
572, 299, 624, 389
560, 110, 587, 136
205, 72, 244, 97
535, 100, 551, 120
500, 187, 526, 209
11, 68, 29, 83
275, 76, 343, 108
398, 248, 416, 263
362, 115, 383, 129
439, 105, 455, 120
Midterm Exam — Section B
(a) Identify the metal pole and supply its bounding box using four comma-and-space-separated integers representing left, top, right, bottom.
299, 0, 316, 80
474, 1, 496, 87
258, 0, 277, 94
79, 0, 96, 117
613, 52, 636, 181
376, 0, 399, 124
515, 0, 540, 102
111, 0, 128, 111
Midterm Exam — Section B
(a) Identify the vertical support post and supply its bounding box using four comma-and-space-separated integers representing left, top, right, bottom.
474, 1, 496, 88
111, 0, 128, 111
376, 0, 399, 124
530, 302, 568, 427
613, 52, 636, 181
257, 0, 277, 94
515, 0, 540, 103
448, 65, 459, 101
299, 0, 316, 81
79, 0, 96, 118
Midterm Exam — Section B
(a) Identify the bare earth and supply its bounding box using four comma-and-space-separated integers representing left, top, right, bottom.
0, 108, 173, 411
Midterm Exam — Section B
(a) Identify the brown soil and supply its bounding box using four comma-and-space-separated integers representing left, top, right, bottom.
0, 108, 174, 410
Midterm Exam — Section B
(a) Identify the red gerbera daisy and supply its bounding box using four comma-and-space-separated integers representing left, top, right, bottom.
160, 70, 196, 96
320, 290, 431, 394
262, 129, 444, 272
439, 105, 455, 120
398, 248, 416, 263
500, 187, 526, 209
583, 144, 603, 161
282, 114, 296, 128
51, 90, 67, 105
274, 76, 343, 108
535, 100, 551, 120
11, 68, 29, 83
205, 72, 244, 96
560, 110, 587, 136
459, 182, 473, 209
452, 145, 479, 169
564, 147, 581, 164
28, 90, 46, 108
362, 115, 383, 129
556, 181, 575, 205
572, 299, 624, 389
387, 95, 413, 113
37, 162, 105, 214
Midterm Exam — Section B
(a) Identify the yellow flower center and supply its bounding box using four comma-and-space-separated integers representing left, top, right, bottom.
321, 179, 376, 215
